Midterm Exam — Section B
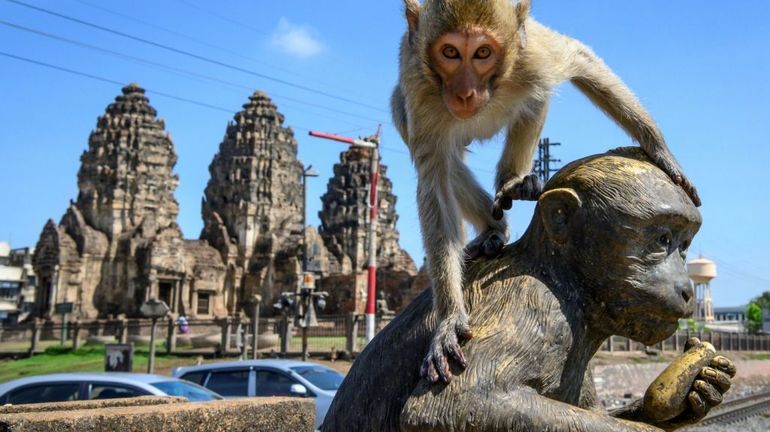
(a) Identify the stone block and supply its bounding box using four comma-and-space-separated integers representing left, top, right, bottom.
0, 397, 315, 432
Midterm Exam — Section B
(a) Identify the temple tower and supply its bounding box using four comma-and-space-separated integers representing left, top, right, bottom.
76, 83, 180, 238
34, 84, 226, 319
318, 146, 416, 275
201, 91, 304, 313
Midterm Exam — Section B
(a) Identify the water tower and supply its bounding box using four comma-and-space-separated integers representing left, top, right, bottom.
687, 256, 716, 322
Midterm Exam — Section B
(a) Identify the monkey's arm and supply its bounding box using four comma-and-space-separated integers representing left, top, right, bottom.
401, 387, 662, 432
492, 100, 548, 219
535, 25, 700, 207
413, 146, 473, 382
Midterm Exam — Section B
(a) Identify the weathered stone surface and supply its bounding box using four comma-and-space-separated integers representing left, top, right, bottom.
0, 397, 314, 432
0, 396, 185, 414
33, 84, 227, 320
200, 91, 304, 315
318, 146, 416, 276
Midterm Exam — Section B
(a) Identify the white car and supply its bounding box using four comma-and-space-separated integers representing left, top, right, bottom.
172, 359, 343, 429
0, 372, 223, 404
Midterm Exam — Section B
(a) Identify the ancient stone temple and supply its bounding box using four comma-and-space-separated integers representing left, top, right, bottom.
316, 146, 418, 313
33, 84, 227, 319
200, 91, 304, 315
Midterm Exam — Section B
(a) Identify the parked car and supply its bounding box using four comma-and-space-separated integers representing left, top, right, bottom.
172, 360, 344, 428
0, 373, 223, 405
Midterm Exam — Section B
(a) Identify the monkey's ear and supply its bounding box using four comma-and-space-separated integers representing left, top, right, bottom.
514, 0, 531, 21
404, 0, 420, 43
538, 188, 582, 244
514, 0, 530, 49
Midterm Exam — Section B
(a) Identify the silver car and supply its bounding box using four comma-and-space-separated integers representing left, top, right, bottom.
172, 359, 343, 428
0, 373, 223, 404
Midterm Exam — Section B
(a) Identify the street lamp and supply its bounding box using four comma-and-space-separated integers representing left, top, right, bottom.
302, 165, 320, 272
308, 127, 381, 344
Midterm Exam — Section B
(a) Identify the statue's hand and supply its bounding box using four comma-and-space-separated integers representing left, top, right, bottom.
642, 338, 736, 430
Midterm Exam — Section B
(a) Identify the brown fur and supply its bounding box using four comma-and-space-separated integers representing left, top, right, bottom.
391, 0, 700, 383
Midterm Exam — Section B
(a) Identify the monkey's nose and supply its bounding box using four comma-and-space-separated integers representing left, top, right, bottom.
456, 89, 476, 104
677, 281, 694, 303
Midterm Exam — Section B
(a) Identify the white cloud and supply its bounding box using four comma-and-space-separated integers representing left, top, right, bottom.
270, 18, 324, 59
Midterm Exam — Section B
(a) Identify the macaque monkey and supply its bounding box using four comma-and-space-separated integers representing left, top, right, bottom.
391, 0, 701, 383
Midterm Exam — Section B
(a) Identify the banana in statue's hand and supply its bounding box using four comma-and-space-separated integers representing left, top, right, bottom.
643, 338, 736, 427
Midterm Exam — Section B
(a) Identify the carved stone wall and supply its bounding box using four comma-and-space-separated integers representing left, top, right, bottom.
318, 147, 417, 275
33, 84, 226, 320
200, 92, 304, 314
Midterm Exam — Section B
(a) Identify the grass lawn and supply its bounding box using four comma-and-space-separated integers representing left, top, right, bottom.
0, 335, 361, 384
0, 346, 204, 384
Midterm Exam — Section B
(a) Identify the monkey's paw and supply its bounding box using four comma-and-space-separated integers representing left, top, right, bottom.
643, 338, 735, 430
650, 156, 702, 207
421, 314, 472, 384
465, 229, 508, 261
492, 174, 543, 220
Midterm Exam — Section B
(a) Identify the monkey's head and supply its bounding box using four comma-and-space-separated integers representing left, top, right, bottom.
403, 0, 530, 120
534, 147, 701, 345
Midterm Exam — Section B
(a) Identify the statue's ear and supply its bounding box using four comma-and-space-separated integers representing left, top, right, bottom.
405, 0, 420, 45
538, 188, 582, 244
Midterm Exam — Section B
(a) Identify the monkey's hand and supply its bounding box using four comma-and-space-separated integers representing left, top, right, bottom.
638, 338, 735, 430
465, 228, 508, 261
421, 313, 472, 383
492, 174, 543, 220
646, 153, 701, 207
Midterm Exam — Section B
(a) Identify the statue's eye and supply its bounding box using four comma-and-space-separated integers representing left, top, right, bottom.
475, 46, 492, 59
659, 233, 672, 249
442, 46, 459, 59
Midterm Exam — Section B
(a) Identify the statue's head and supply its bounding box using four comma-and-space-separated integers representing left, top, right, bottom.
534, 147, 701, 344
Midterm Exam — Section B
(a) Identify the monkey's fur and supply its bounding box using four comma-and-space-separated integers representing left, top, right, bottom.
321, 148, 732, 432
392, 0, 701, 382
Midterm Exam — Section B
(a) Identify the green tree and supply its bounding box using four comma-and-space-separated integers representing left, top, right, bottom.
746, 302, 763, 334
752, 291, 770, 310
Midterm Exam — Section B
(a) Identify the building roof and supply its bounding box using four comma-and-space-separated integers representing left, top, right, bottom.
714, 305, 747, 314
0, 266, 23, 282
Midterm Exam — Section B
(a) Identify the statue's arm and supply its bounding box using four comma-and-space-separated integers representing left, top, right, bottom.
609, 339, 736, 431
401, 387, 663, 432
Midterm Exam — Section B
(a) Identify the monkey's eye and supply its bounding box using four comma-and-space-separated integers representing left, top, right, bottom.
659, 233, 672, 249
475, 46, 492, 59
441, 45, 460, 59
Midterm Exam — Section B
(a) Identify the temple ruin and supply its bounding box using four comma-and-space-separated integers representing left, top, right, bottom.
32, 84, 421, 321
200, 91, 304, 315
33, 84, 227, 319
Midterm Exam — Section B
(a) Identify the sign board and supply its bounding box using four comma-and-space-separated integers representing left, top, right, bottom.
105, 344, 133, 372
140, 299, 170, 319
54, 302, 73, 315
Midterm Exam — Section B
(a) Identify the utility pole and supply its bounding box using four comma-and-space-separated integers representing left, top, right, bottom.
302, 165, 320, 272
308, 126, 381, 344
532, 138, 561, 183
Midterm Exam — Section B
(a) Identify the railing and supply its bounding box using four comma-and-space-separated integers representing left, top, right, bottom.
2, 318, 770, 357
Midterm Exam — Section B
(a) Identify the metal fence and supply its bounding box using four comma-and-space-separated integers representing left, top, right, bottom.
2, 317, 769, 357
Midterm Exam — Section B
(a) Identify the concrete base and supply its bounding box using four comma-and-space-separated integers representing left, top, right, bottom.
0, 397, 315, 432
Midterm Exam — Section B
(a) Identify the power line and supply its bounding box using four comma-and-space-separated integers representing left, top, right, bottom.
0, 50, 236, 114
173, 0, 268, 36
4, 0, 389, 113
0, 50, 371, 134
69, 0, 345, 92
0, 19, 386, 124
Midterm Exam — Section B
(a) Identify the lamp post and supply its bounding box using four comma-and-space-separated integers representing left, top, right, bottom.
308, 127, 380, 344
302, 165, 320, 272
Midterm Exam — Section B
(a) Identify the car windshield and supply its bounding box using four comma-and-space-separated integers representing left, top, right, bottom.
151, 381, 223, 402
290, 366, 343, 391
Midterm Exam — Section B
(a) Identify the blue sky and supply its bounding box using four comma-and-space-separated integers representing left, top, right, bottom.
1, 0, 768, 307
